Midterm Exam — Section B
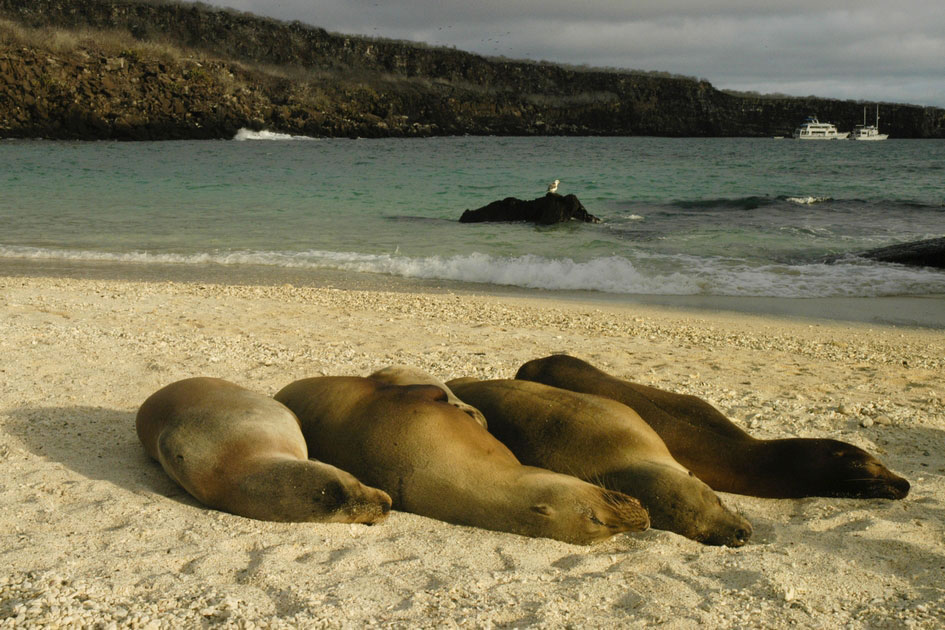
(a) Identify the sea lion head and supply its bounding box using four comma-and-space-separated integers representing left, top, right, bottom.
234, 458, 393, 524
609, 464, 752, 547
516, 472, 650, 545
780, 438, 910, 500
307, 463, 394, 524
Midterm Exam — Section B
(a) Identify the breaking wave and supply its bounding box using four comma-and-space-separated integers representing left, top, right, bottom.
233, 128, 318, 141
4, 245, 944, 299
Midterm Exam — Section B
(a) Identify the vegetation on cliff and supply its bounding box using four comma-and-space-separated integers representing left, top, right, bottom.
2, 0, 944, 140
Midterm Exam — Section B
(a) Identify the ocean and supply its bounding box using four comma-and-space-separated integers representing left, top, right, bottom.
2, 132, 944, 326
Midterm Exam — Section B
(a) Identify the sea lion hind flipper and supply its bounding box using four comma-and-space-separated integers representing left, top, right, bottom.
370, 366, 488, 428
399, 383, 450, 402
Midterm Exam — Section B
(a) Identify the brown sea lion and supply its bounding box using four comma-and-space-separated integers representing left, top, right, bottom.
274, 376, 649, 544
515, 355, 910, 500
448, 378, 752, 546
368, 365, 488, 428
136, 377, 392, 523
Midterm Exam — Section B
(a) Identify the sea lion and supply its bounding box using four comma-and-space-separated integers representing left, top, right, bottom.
515, 355, 911, 500
368, 365, 488, 428
274, 376, 649, 544
136, 377, 392, 523
448, 378, 752, 546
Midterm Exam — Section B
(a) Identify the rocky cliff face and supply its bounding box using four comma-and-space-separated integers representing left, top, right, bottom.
2, 0, 944, 140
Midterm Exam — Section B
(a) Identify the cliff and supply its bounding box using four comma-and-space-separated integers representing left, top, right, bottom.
2, 0, 944, 140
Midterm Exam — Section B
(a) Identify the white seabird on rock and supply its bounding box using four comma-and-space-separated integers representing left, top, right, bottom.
547, 179, 560, 194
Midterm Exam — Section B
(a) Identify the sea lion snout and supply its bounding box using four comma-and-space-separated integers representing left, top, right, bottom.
342, 486, 394, 524
834, 468, 911, 500
888, 476, 911, 500
796, 440, 912, 501
314, 475, 393, 524
734, 526, 752, 546
697, 516, 753, 547
860, 459, 911, 499
613, 464, 752, 547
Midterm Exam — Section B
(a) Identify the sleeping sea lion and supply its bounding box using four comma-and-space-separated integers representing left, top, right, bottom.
274, 376, 649, 544
136, 377, 392, 523
448, 378, 752, 546
368, 365, 488, 428
515, 355, 910, 500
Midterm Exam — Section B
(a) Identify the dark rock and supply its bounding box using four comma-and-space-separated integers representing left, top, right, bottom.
459, 193, 600, 225
856, 237, 945, 269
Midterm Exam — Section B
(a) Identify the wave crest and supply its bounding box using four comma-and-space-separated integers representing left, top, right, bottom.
233, 128, 318, 141
3, 245, 944, 299
786, 196, 833, 205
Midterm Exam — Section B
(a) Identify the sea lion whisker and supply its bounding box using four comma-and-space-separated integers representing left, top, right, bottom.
840, 477, 895, 483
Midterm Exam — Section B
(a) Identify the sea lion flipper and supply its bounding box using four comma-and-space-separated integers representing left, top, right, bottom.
401, 383, 449, 402
369, 366, 488, 428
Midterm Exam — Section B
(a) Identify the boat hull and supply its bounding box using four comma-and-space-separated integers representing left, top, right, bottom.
793, 134, 849, 140
791, 117, 847, 140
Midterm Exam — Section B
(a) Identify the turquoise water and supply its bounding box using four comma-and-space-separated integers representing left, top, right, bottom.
2, 133, 944, 299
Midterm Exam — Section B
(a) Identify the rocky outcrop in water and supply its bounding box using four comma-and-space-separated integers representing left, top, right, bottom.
856, 237, 945, 270
459, 194, 600, 225
1, 0, 944, 140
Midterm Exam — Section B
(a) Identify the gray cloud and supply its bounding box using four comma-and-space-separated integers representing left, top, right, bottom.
198, 0, 945, 106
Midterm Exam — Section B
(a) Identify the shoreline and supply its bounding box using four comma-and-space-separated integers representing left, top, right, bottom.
2, 270, 943, 627
3, 257, 945, 330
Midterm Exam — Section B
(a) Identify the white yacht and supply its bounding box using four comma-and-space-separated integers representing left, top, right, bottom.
792, 116, 848, 140
850, 105, 889, 141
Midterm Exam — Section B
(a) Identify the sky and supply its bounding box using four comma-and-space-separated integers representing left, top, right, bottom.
196, 1, 945, 108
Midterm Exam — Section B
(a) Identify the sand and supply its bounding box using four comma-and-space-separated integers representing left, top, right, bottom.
1, 273, 943, 628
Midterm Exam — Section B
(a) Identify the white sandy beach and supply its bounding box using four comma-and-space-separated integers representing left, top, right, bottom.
1, 273, 943, 628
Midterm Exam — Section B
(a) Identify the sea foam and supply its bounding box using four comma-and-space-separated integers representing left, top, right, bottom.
4, 245, 945, 299
233, 128, 318, 141
786, 196, 833, 205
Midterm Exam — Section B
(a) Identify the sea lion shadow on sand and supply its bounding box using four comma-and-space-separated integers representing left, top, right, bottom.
781, 493, 945, 582
805, 521, 945, 581
6, 405, 188, 499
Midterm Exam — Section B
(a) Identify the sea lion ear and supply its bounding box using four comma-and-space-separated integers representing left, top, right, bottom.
530, 504, 553, 516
